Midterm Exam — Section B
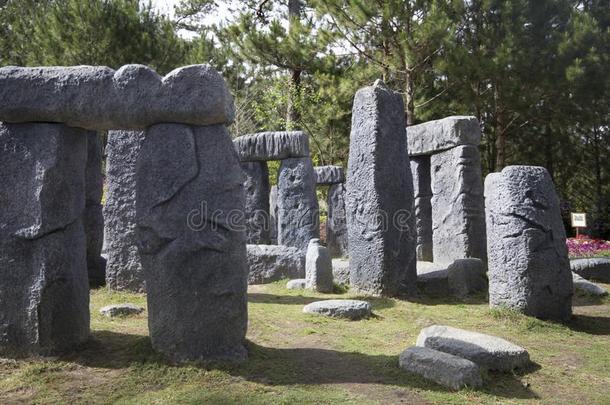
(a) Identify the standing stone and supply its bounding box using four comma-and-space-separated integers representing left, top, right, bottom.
327, 183, 349, 257
269, 185, 278, 244
305, 239, 334, 293
136, 123, 248, 362
277, 157, 319, 251
485, 166, 573, 321
104, 130, 146, 292
85, 131, 106, 287
241, 161, 271, 244
410, 156, 433, 262
346, 80, 417, 296
0, 123, 89, 356
431, 145, 486, 264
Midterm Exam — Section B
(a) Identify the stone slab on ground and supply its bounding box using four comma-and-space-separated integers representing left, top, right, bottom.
572, 272, 608, 296
100, 304, 144, 317
417, 262, 449, 296
398, 346, 483, 390
406, 116, 481, 156
247, 244, 305, 284
570, 258, 610, 283
286, 279, 307, 290
416, 325, 530, 371
234, 131, 309, 161
303, 300, 372, 320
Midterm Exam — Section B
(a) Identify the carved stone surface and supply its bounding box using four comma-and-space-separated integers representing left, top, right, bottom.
305, 239, 334, 293
247, 244, 305, 284
431, 145, 487, 264
0, 64, 234, 130
314, 165, 344, 185
104, 130, 146, 292
234, 131, 309, 161
85, 131, 106, 287
326, 183, 349, 258
136, 123, 248, 362
277, 157, 319, 251
485, 166, 573, 321
346, 81, 417, 296
269, 185, 278, 244
241, 161, 271, 244
410, 156, 433, 262
407, 116, 481, 156
0, 123, 89, 356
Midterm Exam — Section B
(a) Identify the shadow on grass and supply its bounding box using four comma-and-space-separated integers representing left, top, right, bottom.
64, 331, 539, 400
565, 314, 610, 335
572, 293, 609, 307
406, 291, 488, 306
248, 293, 396, 310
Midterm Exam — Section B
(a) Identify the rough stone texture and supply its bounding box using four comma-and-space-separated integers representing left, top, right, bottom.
0, 123, 89, 356
277, 157, 320, 251
346, 81, 417, 296
286, 279, 306, 290
572, 272, 608, 296
327, 183, 349, 258
241, 161, 271, 244
417, 325, 530, 371
447, 259, 487, 298
0, 64, 234, 130
332, 258, 350, 286
302, 300, 372, 320
407, 116, 481, 156
269, 185, 278, 244
431, 145, 487, 264
410, 156, 433, 262
104, 130, 146, 292
234, 131, 309, 161
136, 123, 248, 363
485, 166, 573, 321
305, 239, 334, 293
399, 346, 482, 390
417, 262, 449, 296
314, 165, 345, 185
85, 131, 106, 287
100, 303, 144, 317
570, 258, 610, 283
247, 244, 305, 284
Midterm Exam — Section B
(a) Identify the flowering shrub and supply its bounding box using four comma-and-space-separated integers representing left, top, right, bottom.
567, 237, 610, 258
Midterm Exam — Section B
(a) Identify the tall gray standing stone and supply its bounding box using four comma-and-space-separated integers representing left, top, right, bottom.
277, 157, 319, 251
305, 239, 334, 293
136, 123, 248, 362
0, 123, 89, 356
485, 166, 573, 321
269, 185, 278, 244
410, 156, 433, 262
431, 145, 486, 264
346, 80, 417, 296
85, 131, 106, 286
241, 161, 271, 244
104, 130, 146, 292
327, 183, 348, 257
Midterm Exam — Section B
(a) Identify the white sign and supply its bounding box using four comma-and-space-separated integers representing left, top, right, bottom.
571, 213, 587, 228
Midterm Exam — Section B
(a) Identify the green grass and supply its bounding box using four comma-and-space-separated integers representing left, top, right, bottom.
1, 282, 609, 404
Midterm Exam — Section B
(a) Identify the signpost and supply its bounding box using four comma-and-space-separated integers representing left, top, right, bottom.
571, 213, 587, 237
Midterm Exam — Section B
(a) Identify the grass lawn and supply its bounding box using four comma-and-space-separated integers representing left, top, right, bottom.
1, 282, 609, 404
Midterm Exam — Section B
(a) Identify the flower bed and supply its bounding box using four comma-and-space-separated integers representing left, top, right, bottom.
567, 236, 610, 258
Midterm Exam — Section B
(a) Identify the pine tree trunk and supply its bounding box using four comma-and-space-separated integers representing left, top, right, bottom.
286, 0, 302, 130
493, 86, 506, 170
405, 70, 415, 126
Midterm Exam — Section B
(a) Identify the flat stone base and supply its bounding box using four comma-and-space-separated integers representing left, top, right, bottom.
303, 300, 371, 320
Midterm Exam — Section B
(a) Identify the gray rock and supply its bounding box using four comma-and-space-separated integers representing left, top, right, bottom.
332, 258, 350, 285
417, 325, 530, 371
346, 80, 417, 296
269, 185, 278, 244
303, 300, 372, 320
485, 166, 573, 321
410, 156, 433, 262
570, 258, 610, 283
326, 183, 349, 258
417, 262, 449, 296
247, 244, 305, 284
286, 279, 307, 290
0, 123, 89, 356
431, 145, 486, 264
0, 64, 234, 130
572, 272, 608, 296
314, 165, 345, 184
277, 157, 319, 251
305, 239, 334, 293
447, 259, 487, 298
104, 130, 146, 292
234, 131, 309, 161
136, 123, 248, 363
407, 116, 481, 156
241, 161, 271, 244
398, 346, 482, 390
85, 131, 106, 287
99, 303, 144, 317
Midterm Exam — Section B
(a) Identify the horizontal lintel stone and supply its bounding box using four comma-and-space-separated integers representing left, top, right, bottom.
407, 116, 481, 156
